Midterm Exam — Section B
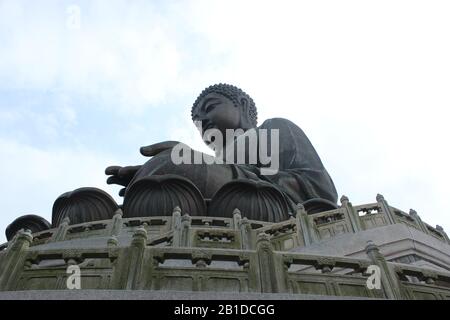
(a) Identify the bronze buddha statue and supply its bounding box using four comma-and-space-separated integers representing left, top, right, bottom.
5, 84, 338, 240
105, 84, 338, 221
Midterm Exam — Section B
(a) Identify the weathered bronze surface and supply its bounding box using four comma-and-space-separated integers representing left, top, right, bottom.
105, 84, 338, 222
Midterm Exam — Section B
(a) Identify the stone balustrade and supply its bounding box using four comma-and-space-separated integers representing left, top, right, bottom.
1, 194, 449, 299
1, 228, 450, 299
1, 194, 448, 251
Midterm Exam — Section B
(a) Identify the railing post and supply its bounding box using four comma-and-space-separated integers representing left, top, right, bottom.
340, 195, 363, 232
365, 240, 403, 299
376, 194, 396, 225
109, 246, 129, 289
296, 204, 318, 246
107, 235, 119, 247
51, 217, 70, 242
171, 206, 182, 247
234, 209, 252, 250
408, 209, 428, 234
0, 229, 33, 291
233, 209, 241, 230
256, 233, 285, 293
181, 213, 192, 247
126, 227, 147, 289
108, 208, 123, 237
436, 225, 450, 244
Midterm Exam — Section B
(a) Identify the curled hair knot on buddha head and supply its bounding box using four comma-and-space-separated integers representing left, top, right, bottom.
191, 83, 258, 127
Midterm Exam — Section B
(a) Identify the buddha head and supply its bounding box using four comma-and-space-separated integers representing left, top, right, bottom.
191, 84, 258, 149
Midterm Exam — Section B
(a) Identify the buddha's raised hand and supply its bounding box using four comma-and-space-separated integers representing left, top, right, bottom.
105, 141, 183, 197
105, 165, 141, 197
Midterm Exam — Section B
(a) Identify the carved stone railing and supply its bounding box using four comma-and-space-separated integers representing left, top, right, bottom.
2, 229, 449, 299
424, 223, 449, 243
391, 262, 450, 299
1, 194, 449, 298
353, 202, 388, 230
390, 207, 422, 231
308, 207, 350, 240
255, 217, 300, 251
1, 194, 449, 258
308, 194, 450, 245
282, 252, 381, 297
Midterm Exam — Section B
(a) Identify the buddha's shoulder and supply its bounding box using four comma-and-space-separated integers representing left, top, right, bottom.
259, 117, 303, 131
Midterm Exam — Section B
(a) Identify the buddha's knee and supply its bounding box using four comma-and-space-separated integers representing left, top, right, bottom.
123, 174, 207, 218
208, 179, 291, 222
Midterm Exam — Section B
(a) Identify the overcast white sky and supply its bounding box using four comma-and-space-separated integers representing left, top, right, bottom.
0, 0, 449, 243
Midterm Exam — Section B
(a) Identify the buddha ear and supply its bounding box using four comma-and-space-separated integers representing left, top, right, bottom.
239, 98, 252, 127
240, 97, 248, 109
240, 98, 251, 123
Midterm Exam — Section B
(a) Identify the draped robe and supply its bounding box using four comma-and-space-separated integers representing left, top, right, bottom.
129, 117, 338, 215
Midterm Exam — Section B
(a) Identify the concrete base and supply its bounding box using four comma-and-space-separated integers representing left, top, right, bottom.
0, 290, 378, 300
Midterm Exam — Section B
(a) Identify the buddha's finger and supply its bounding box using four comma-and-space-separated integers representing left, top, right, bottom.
118, 165, 141, 178
106, 176, 127, 186
105, 165, 122, 175
140, 141, 180, 157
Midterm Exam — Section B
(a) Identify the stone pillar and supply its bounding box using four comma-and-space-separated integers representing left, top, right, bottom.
365, 240, 402, 299
340, 195, 363, 232
234, 209, 252, 250
171, 206, 182, 247
256, 233, 284, 293
0, 229, 33, 291
107, 236, 119, 247
408, 209, 428, 234
296, 204, 319, 246
436, 225, 450, 244
109, 247, 128, 289
376, 194, 396, 225
181, 213, 192, 247
126, 227, 148, 289
108, 208, 123, 237
51, 217, 70, 242
233, 209, 241, 230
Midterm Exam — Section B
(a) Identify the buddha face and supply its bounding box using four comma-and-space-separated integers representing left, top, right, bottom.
193, 92, 243, 146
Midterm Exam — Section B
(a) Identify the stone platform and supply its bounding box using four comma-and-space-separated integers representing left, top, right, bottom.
1, 194, 450, 300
